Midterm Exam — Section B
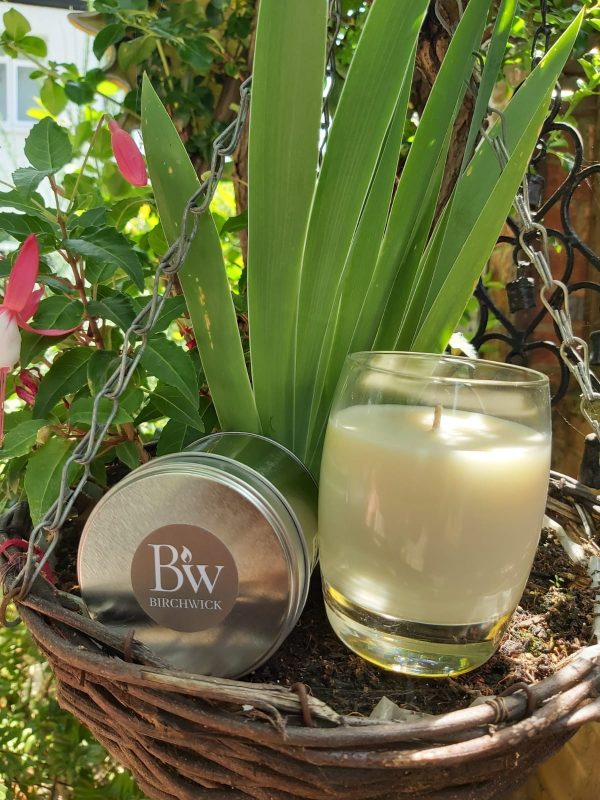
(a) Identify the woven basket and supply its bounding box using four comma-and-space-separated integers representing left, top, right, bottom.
2, 471, 600, 800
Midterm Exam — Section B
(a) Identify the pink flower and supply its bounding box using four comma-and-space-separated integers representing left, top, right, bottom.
15, 385, 36, 406
0, 235, 77, 444
16, 369, 39, 406
108, 119, 148, 187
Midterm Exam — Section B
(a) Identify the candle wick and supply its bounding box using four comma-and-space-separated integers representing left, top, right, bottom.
432, 404, 443, 431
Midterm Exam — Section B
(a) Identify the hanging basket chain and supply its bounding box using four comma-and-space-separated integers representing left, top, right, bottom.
319, 0, 342, 167
4, 0, 345, 613
477, 0, 600, 444
3, 80, 253, 610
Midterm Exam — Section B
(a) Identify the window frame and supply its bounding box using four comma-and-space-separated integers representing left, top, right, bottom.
0, 56, 41, 130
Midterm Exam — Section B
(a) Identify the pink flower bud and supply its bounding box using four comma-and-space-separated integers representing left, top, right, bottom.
19, 369, 39, 394
108, 119, 148, 187
15, 385, 36, 406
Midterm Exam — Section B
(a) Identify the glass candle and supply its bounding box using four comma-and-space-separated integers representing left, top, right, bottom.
318, 352, 552, 677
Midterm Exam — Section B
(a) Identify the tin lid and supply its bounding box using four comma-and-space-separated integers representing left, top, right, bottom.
78, 457, 308, 678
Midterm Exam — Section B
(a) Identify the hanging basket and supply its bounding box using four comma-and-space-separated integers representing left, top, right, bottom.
2, 471, 600, 800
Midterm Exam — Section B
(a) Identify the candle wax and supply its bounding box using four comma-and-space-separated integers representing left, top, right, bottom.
319, 404, 551, 627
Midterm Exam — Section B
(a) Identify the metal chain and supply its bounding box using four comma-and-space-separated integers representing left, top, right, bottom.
531, 0, 551, 68
479, 0, 600, 443
319, 0, 342, 166
6, 0, 345, 610
4, 79, 253, 607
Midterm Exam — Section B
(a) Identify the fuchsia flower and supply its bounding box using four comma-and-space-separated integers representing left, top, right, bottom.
0, 235, 77, 444
16, 369, 39, 406
108, 119, 148, 187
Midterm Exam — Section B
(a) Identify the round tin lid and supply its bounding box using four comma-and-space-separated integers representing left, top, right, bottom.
78, 463, 301, 678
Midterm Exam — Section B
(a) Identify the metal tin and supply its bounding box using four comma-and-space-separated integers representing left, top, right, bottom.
77, 433, 318, 678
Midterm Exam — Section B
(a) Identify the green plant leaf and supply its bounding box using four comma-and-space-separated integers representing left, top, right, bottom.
118, 35, 156, 70
19, 36, 47, 58
115, 441, 140, 470
180, 39, 213, 71
107, 197, 147, 230
132, 294, 187, 331
142, 75, 260, 433
64, 228, 144, 290
0, 212, 58, 247
67, 207, 108, 234
147, 222, 167, 255
140, 336, 198, 404
40, 78, 67, 117
69, 397, 132, 426
93, 22, 125, 60
88, 294, 136, 330
152, 382, 205, 430
370, 0, 491, 355
12, 167, 52, 198
156, 418, 203, 456
220, 210, 247, 234
462, 0, 518, 169
0, 189, 47, 217
247, 0, 328, 448
64, 80, 95, 105
0, 420, 48, 460
410, 11, 584, 352
33, 348, 93, 419
304, 81, 413, 466
293, 0, 429, 454
3, 8, 30, 40
87, 349, 118, 395
24, 438, 79, 525
19, 296, 83, 365
24, 118, 72, 173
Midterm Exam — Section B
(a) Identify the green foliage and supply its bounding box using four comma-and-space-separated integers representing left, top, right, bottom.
0, 624, 148, 799
0, 1, 595, 797
0, 106, 217, 520
142, 77, 260, 433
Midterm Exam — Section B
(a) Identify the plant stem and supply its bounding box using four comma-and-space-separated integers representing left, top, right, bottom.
66, 114, 106, 216
156, 39, 174, 92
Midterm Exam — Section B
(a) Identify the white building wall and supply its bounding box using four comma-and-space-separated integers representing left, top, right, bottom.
0, 3, 95, 182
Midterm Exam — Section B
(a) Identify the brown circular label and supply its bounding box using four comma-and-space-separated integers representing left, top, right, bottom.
131, 524, 239, 632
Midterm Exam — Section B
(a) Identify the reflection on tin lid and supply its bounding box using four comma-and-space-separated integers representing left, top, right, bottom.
78, 457, 309, 678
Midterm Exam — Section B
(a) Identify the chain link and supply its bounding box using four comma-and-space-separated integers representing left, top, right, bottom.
531, 0, 552, 68
8, 0, 344, 606
481, 89, 600, 442
319, 0, 342, 166
5, 79, 253, 605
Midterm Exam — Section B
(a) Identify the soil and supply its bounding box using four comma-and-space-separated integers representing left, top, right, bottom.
52, 513, 594, 718
247, 528, 594, 716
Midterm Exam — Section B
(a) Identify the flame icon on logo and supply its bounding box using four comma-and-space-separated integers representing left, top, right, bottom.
181, 546, 192, 564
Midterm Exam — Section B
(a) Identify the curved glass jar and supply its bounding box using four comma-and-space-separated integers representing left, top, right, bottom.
318, 352, 552, 677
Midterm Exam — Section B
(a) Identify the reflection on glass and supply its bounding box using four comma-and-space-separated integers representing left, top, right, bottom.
319, 352, 552, 677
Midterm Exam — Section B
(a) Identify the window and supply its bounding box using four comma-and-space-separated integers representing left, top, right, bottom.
0, 63, 7, 121
17, 65, 39, 123
0, 59, 41, 128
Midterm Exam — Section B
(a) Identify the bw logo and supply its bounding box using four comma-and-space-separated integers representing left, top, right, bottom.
149, 544, 224, 594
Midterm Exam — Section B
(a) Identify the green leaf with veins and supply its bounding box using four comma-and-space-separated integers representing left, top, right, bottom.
3, 8, 30, 40
0, 421, 48, 461
12, 168, 52, 199
24, 118, 72, 173
24, 438, 81, 525
140, 336, 198, 404
33, 348, 93, 419
64, 228, 144, 290
152, 382, 205, 430
69, 397, 133, 427
19, 297, 83, 365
